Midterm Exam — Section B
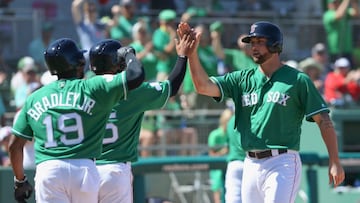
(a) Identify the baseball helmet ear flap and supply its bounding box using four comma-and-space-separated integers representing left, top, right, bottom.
268, 41, 282, 53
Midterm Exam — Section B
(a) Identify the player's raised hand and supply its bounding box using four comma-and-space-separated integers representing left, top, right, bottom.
177, 22, 192, 39
175, 27, 196, 57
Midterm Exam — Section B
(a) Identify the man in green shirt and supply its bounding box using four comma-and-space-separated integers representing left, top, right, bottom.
8, 38, 144, 203
181, 21, 345, 203
323, 0, 359, 66
152, 9, 178, 81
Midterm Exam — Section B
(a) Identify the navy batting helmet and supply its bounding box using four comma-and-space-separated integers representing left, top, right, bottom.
44, 38, 86, 75
242, 21, 283, 53
89, 39, 125, 74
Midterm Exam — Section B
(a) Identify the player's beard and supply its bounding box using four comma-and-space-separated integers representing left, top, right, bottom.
252, 51, 273, 65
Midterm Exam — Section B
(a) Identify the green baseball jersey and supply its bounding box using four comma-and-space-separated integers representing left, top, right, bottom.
226, 115, 246, 162
12, 73, 128, 165
211, 65, 329, 151
96, 81, 170, 165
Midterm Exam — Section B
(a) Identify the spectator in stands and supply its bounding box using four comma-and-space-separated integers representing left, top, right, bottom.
129, 20, 160, 157
180, 7, 207, 23
110, 0, 141, 46
181, 24, 225, 110
130, 20, 158, 81
324, 57, 360, 107
0, 126, 11, 166
310, 42, 332, 73
156, 97, 198, 156
10, 56, 41, 111
208, 108, 232, 203
352, 34, 360, 68
139, 111, 157, 157
13, 63, 41, 111
299, 58, 325, 94
323, 0, 359, 67
71, 0, 108, 71
10, 56, 35, 94
224, 34, 258, 71
152, 9, 178, 81
0, 51, 10, 124
28, 21, 55, 72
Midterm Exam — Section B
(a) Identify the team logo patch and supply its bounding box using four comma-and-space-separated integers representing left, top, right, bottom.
250, 24, 257, 34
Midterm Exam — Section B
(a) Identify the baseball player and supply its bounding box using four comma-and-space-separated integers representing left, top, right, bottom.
8, 37, 144, 203
90, 27, 196, 203
180, 21, 345, 203
225, 113, 246, 203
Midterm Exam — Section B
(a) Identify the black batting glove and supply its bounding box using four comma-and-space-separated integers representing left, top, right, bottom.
14, 176, 33, 203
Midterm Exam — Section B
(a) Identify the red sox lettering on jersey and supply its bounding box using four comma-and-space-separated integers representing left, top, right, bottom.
27, 91, 96, 121
242, 91, 290, 107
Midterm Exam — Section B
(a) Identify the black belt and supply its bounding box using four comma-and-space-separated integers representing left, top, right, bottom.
247, 149, 287, 159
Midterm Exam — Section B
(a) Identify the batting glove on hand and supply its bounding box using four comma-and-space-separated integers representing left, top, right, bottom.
117, 46, 136, 59
14, 176, 33, 203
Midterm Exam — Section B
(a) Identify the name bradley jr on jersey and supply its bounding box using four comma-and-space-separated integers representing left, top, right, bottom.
27, 91, 96, 121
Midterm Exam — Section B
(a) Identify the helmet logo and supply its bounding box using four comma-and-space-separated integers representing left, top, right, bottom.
250, 24, 257, 34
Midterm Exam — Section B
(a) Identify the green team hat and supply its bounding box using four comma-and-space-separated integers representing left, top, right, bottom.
159, 9, 176, 21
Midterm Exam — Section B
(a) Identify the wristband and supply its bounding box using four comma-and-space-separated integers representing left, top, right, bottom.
178, 55, 187, 59
14, 175, 27, 183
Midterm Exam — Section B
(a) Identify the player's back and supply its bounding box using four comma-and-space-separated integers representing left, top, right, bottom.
96, 81, 170, 164
13, 74, 127, 165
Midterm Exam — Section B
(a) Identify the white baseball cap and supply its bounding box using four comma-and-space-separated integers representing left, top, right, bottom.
334, 57, 350, 68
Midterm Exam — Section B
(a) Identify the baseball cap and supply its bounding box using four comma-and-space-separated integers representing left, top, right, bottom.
17, 56, 38, 72
299, 58, 323, 72
159, 9, 176, 21
334, 57, 350, 68
311, 43, 326, 55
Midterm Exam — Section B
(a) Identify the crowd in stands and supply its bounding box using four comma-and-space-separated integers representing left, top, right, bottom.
1, 0, 360, 167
